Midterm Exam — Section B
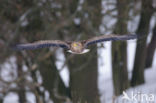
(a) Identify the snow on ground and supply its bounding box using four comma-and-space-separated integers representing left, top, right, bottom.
101, 65, 156, 103
113, 65, 156, 103
98, 40, 156, 103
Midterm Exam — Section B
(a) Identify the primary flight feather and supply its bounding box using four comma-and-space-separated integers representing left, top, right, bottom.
15, 34, 137, 54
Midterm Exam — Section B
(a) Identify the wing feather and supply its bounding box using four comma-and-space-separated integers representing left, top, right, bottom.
84, 34, 137, 47
15, 40, 70, 50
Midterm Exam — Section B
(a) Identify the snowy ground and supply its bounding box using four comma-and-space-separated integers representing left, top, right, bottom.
98, 40, 156, 103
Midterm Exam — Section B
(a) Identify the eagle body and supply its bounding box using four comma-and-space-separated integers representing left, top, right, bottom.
15, 34, 137, 54
68, 42, 90, 54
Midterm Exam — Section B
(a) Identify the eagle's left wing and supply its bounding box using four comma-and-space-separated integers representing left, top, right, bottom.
84, 34, 137, 47
15, 40, 70, 50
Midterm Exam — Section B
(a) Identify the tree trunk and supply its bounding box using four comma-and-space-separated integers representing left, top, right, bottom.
111, 0, 130, 96
0, 98, 3, 103
68, 49, 99, 103
145, 24, 156, 68
66, 0, 102, 102
16, 54, 27, 103
131, 0, 154, 86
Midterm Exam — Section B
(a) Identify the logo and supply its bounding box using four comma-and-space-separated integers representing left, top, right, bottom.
122, 91, 155, 102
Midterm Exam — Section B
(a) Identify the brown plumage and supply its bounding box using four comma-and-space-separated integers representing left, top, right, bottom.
15, 34, 137, 54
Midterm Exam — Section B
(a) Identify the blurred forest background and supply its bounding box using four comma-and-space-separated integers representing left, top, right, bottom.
0, 0, 156, 103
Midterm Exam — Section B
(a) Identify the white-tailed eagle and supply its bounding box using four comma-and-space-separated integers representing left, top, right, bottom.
15, 34, 137, 54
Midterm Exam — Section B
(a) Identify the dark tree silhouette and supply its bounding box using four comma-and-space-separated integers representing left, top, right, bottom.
145, 23, 156, 68
111, 0, 130, 95
131, 0, 154, 86
16, 53, 27, 103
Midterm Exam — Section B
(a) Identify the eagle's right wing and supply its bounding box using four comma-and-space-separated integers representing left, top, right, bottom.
15, 40, 70, 50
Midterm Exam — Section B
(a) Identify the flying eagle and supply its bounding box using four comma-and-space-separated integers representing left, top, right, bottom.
15, 34, 137, 54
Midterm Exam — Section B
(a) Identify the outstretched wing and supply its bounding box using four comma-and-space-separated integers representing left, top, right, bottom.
15, 40, 70, 50
84, 34, 137, 47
